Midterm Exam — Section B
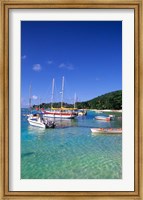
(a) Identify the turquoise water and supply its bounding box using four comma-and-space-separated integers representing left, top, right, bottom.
21, 109, 122, 179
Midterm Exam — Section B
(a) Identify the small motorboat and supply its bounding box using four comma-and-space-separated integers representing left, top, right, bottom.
91, 127, 122, 134
78, 109, 87, 116
109, 114, 115, 120
95, 116, 111, 121
28, 114, 56, 128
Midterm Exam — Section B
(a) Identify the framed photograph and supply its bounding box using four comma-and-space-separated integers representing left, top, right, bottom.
0, 0, 143, 199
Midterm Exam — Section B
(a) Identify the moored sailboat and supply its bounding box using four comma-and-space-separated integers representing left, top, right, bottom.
27, 85, 56, 128
43, 77, 78, 119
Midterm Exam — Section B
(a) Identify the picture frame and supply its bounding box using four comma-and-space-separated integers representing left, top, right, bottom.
0, 0, 142, 199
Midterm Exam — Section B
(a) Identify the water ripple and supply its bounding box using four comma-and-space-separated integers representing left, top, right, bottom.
21, 111, 122, 179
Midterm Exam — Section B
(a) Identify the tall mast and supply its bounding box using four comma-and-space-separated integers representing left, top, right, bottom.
39, 97, 41, 111
61, 76, 64, 108
29, 84, 32, 111
51, 78, 55, 109
74, 93, 77, 109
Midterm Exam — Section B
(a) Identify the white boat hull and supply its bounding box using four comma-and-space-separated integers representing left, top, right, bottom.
95, 116, 111, 121
43, 112, 77, 119
91, 128, 122, 134
28, 119, 46, 128
27, 114, 56, 128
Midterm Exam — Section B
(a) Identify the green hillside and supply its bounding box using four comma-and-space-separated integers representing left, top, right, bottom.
33, 90, 122, 110
76, 90, 122, 110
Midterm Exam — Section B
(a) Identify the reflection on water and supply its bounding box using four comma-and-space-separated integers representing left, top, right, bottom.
91, 132, 122, 137
21, 109, 122, 179
46, 118, 78, 128
21, 152, 35, 158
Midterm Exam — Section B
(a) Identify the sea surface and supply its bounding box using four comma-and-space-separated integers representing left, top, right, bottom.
21, 109, 122, 179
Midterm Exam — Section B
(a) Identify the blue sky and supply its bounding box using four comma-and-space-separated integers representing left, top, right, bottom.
21, 21, 122, 107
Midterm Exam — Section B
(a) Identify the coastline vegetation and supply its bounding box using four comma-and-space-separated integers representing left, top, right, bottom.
33, 90, 122, 110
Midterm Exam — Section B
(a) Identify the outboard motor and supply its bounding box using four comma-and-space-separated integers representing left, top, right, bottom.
46, 120, 56, 128
49, 121, 56, 128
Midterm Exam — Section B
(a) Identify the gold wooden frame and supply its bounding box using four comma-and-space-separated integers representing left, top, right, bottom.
0, 0, 142, 199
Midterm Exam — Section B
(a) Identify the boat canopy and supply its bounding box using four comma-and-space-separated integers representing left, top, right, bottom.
51, 106, 78, 111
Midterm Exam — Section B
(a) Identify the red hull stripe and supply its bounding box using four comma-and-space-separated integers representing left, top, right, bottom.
44, 112, 76, 116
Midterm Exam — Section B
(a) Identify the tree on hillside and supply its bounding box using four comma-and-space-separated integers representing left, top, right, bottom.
33, 90, 122, 110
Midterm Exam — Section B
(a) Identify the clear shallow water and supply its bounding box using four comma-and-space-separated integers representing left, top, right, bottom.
21, 109, 122, 179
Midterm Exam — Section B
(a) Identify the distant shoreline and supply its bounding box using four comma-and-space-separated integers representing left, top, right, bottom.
89, 109, 122, 113
22, 107, 122, 113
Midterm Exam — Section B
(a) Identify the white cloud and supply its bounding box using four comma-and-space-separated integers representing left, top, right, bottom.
47, 60, 53, 64
33, 64, 42, 72
32, 95, 38, 100
59, 63, 74, 70
95, 77, 100, 81
21, 55, 27, 59
59, 63, 66, 68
